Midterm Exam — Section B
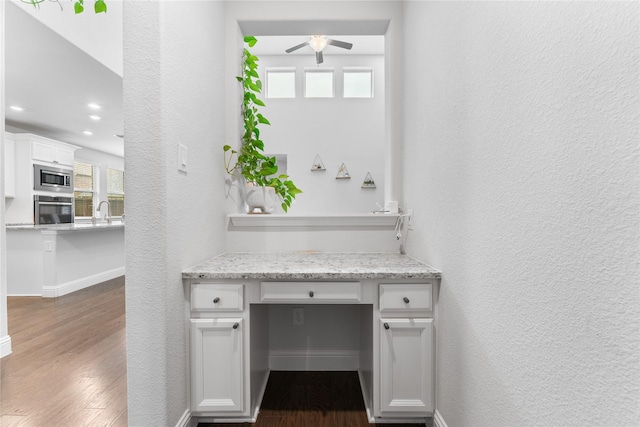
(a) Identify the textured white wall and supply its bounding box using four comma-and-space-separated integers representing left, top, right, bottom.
123, 1, 226, 425
0, 0, 10, 356
402, 2, 639, 426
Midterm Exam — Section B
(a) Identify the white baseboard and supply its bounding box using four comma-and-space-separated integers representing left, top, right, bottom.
174, 409, 193, 427
0, 335, 12, 358
42, 267, 125, 298
269, 349, 359, 371
434, 409, 448, 427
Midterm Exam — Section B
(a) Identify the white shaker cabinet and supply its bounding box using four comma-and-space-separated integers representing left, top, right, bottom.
190, 318, 245, 413
32, 138, 76, 167
379, 318, 434, 414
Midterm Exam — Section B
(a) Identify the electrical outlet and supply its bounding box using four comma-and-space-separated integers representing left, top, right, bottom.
293, 308, 304, 326
44, 241, 53, 252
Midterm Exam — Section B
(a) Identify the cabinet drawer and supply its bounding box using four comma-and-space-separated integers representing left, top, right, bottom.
379, 284, 432, 313
261, 282, 361, 303
191, 284, 243, 312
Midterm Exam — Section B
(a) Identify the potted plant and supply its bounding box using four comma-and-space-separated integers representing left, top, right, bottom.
224, 36, 301, 213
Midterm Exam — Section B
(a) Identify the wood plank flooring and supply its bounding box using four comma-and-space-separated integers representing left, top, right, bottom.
199, 371, 431, 427
1, 276, 127, 427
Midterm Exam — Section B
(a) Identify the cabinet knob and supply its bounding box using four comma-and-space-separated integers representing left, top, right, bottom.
213, 297, 220, 304
309, 291, 314, 298
233, 322, 239, 329
403, 297, 410, 304
384, 322, 390, 330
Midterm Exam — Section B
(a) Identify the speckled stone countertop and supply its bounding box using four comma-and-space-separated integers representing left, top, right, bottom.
183, 252, 441, 280
6, 222, 124, 232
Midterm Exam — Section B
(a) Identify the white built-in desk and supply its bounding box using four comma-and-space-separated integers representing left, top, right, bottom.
182, 252, 441, 424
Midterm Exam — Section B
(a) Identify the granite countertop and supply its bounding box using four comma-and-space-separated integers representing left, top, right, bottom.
6, 222, 125, 231
183, 252, 441, 280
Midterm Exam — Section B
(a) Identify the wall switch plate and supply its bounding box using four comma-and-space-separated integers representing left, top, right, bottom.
293, 308, 304, 326
44, 241, 53, 252
178, 144, 188, 173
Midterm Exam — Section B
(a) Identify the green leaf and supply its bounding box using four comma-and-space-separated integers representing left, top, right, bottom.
253, 98, 265, 107
260, 166, 278, 176
74, 1, 84, 13
257, 114, 270, 125
94, 0, 107, 13
244, 36, 258, 47
236, 76, 243, 82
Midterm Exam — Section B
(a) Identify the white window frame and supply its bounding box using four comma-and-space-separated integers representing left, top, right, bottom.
106, 167, 125, 218
304, 68, 335, 98
265, 67, 296, 98
343, 67, 374, 98
73, 160, 97, 220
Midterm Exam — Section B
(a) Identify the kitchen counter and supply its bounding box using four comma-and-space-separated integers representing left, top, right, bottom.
183, 252, 441, 280
6, 221, 124, 232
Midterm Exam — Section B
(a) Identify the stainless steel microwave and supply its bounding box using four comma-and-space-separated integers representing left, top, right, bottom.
34, 164, 73, 193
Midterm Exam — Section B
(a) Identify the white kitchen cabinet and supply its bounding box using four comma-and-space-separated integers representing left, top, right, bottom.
32, 138, 76, 167
190, 318, 245, 414
4, 134, 16, 198
379, 318, 434, 414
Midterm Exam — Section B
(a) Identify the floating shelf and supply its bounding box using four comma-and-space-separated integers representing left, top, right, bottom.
361, 172, 376, 188
336, 163, 351, 179
311, 154, 326, 171
228, 213, 400, 229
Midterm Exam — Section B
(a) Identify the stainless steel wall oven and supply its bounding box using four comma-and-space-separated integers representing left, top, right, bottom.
34, 195, 74, 224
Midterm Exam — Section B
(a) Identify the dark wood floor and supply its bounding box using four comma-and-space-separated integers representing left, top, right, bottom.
1, 276, 127, 427
199, 371, 431, 427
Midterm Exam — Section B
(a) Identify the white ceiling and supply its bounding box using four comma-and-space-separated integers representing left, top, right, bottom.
5, 1, 124, 157
4, 5, 385, 160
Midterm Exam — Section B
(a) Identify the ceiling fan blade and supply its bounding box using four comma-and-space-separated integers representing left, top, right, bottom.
316, 51, 324, 64
285, 41, 309, 53
326, 39, 353, 50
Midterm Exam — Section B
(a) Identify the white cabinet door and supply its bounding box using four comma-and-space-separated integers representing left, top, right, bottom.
32, 140, 74, 167
379, 318, 434, 415
190, 318, 244, 414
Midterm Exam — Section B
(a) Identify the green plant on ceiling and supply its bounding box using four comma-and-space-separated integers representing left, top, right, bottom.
224, 36, 302, 213
22, 0, 107, 14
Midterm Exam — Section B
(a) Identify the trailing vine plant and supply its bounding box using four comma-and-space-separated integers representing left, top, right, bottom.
224, 36, 302, 212
22, 0, 107, 14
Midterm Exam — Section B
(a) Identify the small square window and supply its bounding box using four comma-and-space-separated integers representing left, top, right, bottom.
344, 69, 373, 98
305, 69, 334, 98
266, 69, 296, 98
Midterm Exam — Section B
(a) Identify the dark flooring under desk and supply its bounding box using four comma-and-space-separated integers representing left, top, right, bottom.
199, 371, 431, 427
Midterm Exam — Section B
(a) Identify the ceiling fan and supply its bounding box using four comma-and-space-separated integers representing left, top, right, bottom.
285, 35, 353, 65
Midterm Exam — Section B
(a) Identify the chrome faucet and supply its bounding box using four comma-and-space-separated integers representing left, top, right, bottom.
96, 200, 112, 223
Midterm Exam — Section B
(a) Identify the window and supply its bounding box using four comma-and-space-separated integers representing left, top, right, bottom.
266, 68, 296, 98
74, 161, 94, 217
305, 69, 334, 98
107, 168, 125, 217
344, 68, 373, 98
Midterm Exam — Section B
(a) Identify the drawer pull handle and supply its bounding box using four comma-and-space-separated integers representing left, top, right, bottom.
213, 297, 220, 304
233, 322, 239, 329
403, 297, 410, 303
309, 291, 314, 298
384, 322, 390, 330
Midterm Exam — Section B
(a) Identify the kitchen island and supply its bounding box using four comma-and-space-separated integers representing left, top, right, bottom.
183, 252, 441, 424
6, 222, 125, 297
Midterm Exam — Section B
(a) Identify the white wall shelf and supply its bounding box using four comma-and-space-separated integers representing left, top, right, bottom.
228, 213, 400, 229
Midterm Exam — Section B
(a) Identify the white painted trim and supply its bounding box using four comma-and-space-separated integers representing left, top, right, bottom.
358, 370, 376, 423
41, 267, 125, 298
174, 409, 193, 427
434, 409, 449, 427
0, 335, 12, 358
269, 349, 359, 371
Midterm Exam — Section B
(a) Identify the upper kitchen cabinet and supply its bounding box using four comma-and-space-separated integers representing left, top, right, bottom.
4, 133, 16, 198
29, 135, 78, 167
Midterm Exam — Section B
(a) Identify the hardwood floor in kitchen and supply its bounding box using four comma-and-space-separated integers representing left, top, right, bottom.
1, 276, 127, 427
199, 371, 432, 427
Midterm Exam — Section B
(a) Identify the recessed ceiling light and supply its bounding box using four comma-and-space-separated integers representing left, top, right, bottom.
9, 105, 24, 112
89, 115, 101, 120
83, 130, 93, 136
87, 103, 101, 110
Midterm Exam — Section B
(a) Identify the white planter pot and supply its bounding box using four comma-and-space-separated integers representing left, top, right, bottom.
245, 185, 277, 214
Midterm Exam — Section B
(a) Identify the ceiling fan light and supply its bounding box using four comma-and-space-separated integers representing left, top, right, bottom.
309, 36, 328, 52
